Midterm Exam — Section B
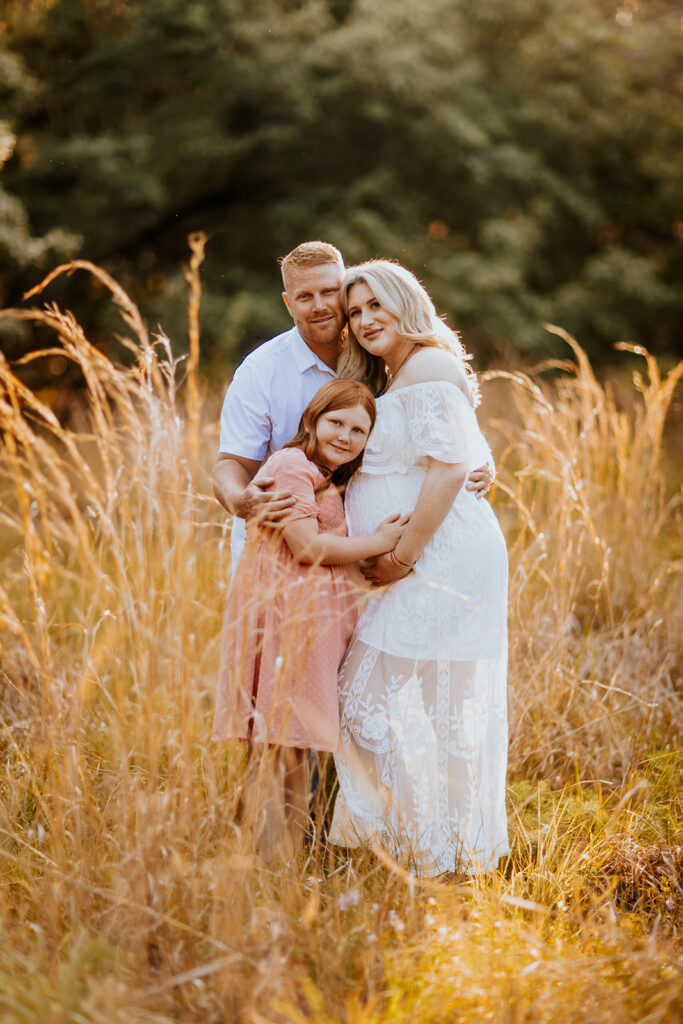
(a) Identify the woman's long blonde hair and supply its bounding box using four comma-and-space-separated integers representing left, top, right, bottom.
336, 260, 479, 406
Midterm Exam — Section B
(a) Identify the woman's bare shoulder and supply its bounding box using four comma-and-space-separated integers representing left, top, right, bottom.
402, 345, 469, 389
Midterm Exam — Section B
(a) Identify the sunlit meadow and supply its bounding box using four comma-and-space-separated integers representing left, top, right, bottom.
0, 241, 681, 1022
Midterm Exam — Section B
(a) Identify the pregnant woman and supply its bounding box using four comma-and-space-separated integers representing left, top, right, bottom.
329, 261, 509, 877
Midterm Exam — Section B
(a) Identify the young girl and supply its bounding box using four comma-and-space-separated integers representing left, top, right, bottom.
213, 379, 407, 860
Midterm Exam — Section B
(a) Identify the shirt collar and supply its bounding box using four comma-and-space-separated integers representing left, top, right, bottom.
289, 326, 337, 376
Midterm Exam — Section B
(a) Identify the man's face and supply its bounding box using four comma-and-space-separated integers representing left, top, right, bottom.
282, 263, 345, 349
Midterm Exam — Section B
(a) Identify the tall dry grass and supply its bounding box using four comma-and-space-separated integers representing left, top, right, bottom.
0, 249, 681, 1022
485, 329, 682, 784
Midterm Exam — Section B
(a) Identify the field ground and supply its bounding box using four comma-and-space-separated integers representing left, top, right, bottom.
0, 260, 681, 1022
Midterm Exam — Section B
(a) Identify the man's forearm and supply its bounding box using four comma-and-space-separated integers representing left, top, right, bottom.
213, 458, 253, 515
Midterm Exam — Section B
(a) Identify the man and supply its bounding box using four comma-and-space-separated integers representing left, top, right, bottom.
213, 240, 490, 560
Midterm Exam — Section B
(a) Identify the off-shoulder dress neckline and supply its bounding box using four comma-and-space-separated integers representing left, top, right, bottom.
379, 379, 471, 402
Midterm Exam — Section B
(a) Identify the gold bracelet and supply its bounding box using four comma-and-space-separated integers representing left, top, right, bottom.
389, 550, 415, 571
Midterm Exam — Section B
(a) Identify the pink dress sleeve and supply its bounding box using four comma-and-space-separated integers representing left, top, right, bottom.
256, 448, 322, 522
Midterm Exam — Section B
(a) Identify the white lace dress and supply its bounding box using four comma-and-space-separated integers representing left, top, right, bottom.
329, 380, 509, 875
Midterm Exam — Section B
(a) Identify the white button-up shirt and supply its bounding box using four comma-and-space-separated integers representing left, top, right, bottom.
219, 325, 337, 561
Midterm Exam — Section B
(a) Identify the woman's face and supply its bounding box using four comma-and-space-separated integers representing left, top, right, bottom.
346, 282, 403, 361
315, 404, 372, 470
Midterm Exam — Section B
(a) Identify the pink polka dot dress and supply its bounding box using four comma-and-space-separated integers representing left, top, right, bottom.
212, 448, 359, 752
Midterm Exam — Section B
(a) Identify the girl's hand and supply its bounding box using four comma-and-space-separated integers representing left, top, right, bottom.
373, 513, 410, 553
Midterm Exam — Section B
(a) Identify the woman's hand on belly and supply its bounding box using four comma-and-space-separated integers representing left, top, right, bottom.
347, 561, 374, 590
360, 552, 412, 586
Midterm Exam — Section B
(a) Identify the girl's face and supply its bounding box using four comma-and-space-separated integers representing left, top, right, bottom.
315, 404, 373, 470
346, 282, 402, 361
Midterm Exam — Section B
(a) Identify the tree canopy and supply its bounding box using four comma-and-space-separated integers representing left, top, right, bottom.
2, 0, 681, 372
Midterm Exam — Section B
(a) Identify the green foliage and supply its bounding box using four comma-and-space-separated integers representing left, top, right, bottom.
0, 40, 80, 310
2, 0, 682, 369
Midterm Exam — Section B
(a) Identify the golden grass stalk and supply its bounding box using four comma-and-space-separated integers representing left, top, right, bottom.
482, 327, 682, 783
184, 232, 206, 474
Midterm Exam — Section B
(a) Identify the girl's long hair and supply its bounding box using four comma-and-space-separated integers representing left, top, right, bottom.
336, 260, 479, 406
283, 379, 377, 489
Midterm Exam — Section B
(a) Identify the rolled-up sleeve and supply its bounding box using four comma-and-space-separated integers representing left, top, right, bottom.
219, 360, 272, 461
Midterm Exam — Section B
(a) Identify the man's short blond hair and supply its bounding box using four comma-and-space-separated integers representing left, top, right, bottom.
279, 241, 344, 289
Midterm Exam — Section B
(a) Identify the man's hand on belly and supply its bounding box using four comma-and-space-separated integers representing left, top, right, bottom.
466, 463, 492, 498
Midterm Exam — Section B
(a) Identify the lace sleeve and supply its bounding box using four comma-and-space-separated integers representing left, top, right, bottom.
406, 381, 477, 464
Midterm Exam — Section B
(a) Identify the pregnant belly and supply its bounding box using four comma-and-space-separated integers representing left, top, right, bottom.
346, 466, 508, 569
345, 470, 508, 660
346, 469, 425, 536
